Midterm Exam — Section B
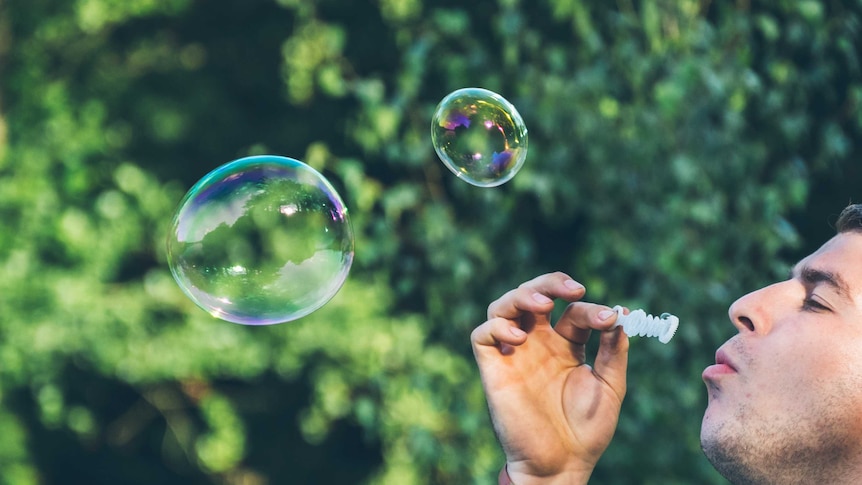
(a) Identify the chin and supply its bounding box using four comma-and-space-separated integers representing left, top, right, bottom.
701, 431, 762, 485
700, 402, 723, 437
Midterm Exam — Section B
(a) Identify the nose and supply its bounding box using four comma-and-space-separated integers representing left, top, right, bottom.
727, 281, 785, 335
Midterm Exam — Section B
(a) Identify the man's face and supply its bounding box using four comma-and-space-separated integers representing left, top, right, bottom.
701, 232, 862, 485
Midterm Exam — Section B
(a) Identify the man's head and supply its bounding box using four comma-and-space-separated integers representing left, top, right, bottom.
701, 203, 862, 485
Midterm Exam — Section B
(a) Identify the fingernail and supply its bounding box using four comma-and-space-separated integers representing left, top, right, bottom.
510, 327, 526, 337
564, 279, 584, 291
598, 309, 615, 321
531, 292, 552, 304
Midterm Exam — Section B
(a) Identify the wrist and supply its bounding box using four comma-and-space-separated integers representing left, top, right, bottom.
500, 463, 593, 485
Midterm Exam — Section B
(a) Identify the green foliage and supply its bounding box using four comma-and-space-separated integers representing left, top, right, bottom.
0, 0, 860, 483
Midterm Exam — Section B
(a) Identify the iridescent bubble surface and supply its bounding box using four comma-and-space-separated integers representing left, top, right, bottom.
431, 87, 528, 187
166, 155, 354, 325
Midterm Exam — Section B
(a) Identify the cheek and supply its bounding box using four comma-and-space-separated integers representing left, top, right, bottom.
821, 345, 862, 394
776, 339, 862, 410
744, 340, 824, 402
807, 332, 862, 377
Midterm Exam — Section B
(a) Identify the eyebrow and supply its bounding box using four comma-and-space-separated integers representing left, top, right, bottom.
791, 265, 851, 299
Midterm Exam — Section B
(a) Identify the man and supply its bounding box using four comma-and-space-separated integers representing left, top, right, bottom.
471, 203, 862, 485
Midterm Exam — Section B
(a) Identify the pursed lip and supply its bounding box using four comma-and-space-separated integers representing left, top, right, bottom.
702, 348, 737, 381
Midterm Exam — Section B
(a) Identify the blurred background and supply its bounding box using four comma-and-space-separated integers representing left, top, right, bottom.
0, 0, 859, 483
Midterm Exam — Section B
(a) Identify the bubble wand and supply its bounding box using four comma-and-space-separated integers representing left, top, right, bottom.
611, 306, 679, 344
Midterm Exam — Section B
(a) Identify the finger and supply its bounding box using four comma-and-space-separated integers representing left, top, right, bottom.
471, 317, 529, 354
594, 326, 629, 399
487, 272, 586, 320
553, 302, 619, 345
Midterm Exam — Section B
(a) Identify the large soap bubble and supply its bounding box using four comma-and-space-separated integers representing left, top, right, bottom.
431, 87, 528, 187
167, 155, 354, 325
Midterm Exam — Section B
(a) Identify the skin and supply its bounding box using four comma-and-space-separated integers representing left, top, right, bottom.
701, 232, 862, 484
472, 232, 862, 484
471, 272, 628, 485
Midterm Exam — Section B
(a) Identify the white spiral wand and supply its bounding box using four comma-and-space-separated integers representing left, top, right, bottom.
611, 306, 679, 344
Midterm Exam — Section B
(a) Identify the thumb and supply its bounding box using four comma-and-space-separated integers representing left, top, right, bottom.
594, 326, 629, 400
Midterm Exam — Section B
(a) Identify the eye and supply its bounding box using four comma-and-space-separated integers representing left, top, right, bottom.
802, 296, 830, 312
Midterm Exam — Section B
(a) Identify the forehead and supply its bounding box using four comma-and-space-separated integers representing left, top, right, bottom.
796, 233, 862, 298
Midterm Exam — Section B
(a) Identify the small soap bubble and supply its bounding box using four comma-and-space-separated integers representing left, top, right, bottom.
431, 87, 528, 187
166, 155, 354, 325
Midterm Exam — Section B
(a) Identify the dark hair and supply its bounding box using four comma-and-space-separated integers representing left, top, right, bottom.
836, 204, 862, 234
